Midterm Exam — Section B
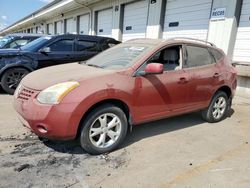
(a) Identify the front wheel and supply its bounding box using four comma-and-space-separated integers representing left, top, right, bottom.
201, 91, 230, 123
79, 104, 128, 155
1, 68, 29, 95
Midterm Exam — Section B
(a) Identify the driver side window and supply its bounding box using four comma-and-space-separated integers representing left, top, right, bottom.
147, 45, 182, 71
48, 39, 74, 52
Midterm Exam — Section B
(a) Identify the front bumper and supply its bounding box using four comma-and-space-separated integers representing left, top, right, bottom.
13, 86, 81, 140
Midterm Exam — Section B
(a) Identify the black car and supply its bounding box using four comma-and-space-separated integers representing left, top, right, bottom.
0, 34, 120, 94
0, 33, 42, 49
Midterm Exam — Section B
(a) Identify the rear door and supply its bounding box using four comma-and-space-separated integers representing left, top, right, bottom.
37, 38, 75, 68
183, 44, 218, 109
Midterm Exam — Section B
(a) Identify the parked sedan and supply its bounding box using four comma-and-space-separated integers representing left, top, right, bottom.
14, 38, 237, 154
0, 34, 120, 94
0, 33, 42, 49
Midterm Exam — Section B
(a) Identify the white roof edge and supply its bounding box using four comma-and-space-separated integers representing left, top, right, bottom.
0, 0, 76, 34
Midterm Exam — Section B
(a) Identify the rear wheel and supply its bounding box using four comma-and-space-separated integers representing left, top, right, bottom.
201, 91, 229, 123
1, 68, 29, 95
79, 104, 128, 155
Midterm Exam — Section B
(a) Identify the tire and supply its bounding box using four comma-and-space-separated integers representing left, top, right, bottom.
0, 68, 29, 95
201, 91, 230, 123
79, 104, 128, 155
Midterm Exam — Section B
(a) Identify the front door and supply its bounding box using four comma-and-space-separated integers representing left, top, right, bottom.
133, 45, 190, 122
37, 38, 75, 68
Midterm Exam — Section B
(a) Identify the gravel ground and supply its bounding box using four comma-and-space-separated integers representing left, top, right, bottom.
0, 88, 250, 188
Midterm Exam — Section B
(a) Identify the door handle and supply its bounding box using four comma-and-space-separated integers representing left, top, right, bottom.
178, 77, 188, 84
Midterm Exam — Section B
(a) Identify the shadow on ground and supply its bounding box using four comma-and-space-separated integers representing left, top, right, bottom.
44, 112, 208, 155
0, 86, 8, 95
43, 108, 235, 155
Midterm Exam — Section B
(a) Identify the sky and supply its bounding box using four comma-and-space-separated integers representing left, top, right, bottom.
0, 0, 54, 30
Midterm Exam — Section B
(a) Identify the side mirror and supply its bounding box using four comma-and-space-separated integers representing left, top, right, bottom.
40, 47, 51, 54
144, 63, 163, 74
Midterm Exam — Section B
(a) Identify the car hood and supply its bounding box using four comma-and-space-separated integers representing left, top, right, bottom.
21, 63, 118, 90
0, 48, 21, 56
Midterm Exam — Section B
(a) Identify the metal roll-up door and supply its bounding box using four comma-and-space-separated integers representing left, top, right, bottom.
233, 0, 250, 62
65, 18, 76, 34
47, 23, 54, 35
55, 21, 63, 34
79, 14, 90, 35
97, 8, 113, 37
163, 0, 212, 40
122, 0, 148, 41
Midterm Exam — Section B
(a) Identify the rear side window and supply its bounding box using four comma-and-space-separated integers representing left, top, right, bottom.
185, 46, 214, 68
49, 39, 74, 51
210, 48, 224, 62
77, 40, 99, 52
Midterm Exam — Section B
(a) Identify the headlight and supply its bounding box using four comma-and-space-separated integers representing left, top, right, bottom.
37, 81, 79, 104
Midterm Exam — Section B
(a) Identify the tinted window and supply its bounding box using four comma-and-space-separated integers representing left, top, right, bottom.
210, 48, 224, 62
21, 36, 52, 52
185, 46, 214, 68
77, 40, 98, 51
49, 39, 74, 51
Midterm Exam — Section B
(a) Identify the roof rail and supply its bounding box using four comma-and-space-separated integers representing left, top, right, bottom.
171, 37, 216, 47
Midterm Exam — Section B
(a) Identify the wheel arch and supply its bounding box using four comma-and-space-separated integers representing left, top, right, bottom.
215, 85, 232, 99
0, 65, 33, 81
76, 98, 132, 139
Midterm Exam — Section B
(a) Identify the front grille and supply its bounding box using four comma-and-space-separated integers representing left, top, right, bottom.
17, 87, 35, 101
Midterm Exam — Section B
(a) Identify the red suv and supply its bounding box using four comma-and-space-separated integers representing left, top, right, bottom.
13, 38, 237, 154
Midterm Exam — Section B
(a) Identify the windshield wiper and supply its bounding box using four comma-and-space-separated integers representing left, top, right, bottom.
86, 64, 103, 68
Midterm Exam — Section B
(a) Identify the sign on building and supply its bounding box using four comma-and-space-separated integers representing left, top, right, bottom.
211, 7, 226, 21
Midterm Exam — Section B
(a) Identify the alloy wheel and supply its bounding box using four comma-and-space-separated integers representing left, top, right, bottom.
5, 69, 28, 90
212, 96, 227, 120
89, 113, 122, 148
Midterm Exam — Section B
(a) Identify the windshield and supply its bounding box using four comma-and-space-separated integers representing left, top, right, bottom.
0, 36, 12, 48
21, 36, 52, 51
86, 43, 154, 70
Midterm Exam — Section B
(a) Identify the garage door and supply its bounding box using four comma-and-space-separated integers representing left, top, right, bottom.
122, 0, 148, 41
79, 14, 90, 35
47, 23, 54, 35
97, 8, 113, 37
36, 26, 41, 34
233, 0, 250, 62
163, 0, 212, 40
66, 18, 76, 34
55, 21, 63, 34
